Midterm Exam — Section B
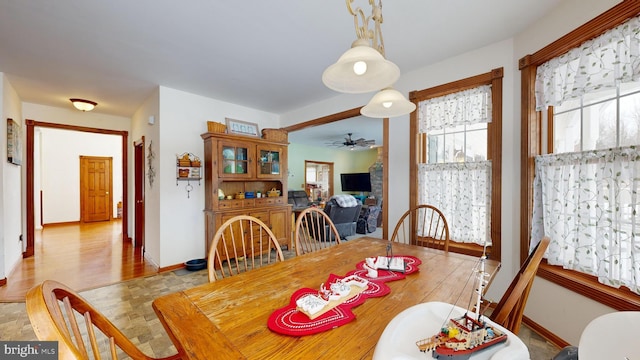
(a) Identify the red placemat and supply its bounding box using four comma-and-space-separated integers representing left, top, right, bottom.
347, 255, 422, 282
268, 273, 390, 336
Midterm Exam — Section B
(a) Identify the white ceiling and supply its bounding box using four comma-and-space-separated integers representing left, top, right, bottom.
0, 1, 563, 147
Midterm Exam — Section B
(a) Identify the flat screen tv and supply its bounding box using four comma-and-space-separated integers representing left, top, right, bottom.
340, 172, 371, 192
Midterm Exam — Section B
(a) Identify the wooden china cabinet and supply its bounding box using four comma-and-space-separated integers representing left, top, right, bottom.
201, 131, 291, 257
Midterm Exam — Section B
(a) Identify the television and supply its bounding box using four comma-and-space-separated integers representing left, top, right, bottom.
340, 172, 372, 192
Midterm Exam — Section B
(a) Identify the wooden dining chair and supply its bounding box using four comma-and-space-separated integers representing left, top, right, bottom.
207, 215, 284, 282
25, 280, 182, 360
294, 207, 342, 256
390, 204, 450, 252
488, 236, 550, 335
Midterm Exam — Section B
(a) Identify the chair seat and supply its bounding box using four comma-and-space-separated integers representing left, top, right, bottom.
373, 302, 529, 360
578, 311, 640, 360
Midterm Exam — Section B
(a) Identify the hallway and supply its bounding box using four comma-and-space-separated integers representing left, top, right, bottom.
0, 220, 158, 302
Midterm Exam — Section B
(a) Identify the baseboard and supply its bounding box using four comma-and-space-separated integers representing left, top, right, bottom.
158, 263, 185, 273
42, 220, 81, 227
522, 315, 571, 349
0, 277, 6, 287
484, 301, 571, 349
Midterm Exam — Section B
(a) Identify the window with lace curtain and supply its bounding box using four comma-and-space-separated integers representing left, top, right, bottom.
418, 86, 492, 246
532, 15, 640, 294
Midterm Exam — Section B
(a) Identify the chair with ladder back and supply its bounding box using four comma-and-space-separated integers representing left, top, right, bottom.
26, 279, 182, 360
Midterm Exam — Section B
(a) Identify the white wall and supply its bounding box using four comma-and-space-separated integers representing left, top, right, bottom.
131, 88, 160, 266
1, 74, 24, 279
38, 128, 122, 224
154, 86, 280, 267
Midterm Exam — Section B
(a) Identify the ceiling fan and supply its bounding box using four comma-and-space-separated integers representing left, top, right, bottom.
328, 133, 375, 149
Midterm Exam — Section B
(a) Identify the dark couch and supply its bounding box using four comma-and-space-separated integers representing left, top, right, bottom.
288, 190, 313, 210
323, 196, 362, 239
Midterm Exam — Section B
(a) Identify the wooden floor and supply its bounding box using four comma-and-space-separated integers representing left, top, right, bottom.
0, 220, 159, 302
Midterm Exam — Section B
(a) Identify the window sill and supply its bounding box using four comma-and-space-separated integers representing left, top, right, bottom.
538, 261, 640, 311
448, 242, 489, 258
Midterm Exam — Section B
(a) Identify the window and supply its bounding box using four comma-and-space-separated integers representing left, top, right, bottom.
520, 2, 640, 309
419, 85, 492, 246
410, 68, 502, 259
552, 84, 640, 153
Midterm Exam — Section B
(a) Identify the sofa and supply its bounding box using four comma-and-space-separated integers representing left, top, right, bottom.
323, 195, 362, 239
288, 190, 314, 210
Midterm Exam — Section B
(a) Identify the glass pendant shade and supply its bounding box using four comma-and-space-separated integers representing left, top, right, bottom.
360, 87, 416, 118
70, 98, 97, 112
322, 40, 400, 94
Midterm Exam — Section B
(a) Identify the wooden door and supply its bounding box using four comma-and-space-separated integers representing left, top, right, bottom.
134, 139, 145, 249
80, 156, 112, 222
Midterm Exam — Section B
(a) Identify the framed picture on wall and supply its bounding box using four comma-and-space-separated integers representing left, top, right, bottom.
225, 118, 260, 137
7, 118, 22, 165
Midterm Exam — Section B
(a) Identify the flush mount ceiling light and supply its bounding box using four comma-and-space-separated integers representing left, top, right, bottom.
322, 0, 415, 118
70, 98, 97, 112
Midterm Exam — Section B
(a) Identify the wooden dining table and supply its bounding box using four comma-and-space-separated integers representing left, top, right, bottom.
152, 237, 500, 360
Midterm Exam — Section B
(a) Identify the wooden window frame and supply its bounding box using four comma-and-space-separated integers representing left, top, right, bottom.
519, 0, 640, 311
409, 67, 503, 260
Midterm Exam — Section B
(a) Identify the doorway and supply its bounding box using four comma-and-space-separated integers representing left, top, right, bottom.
305, 161, 333, 201
25, 120, 129, 258
283, 107, 389, 239
134, 138, 145, 249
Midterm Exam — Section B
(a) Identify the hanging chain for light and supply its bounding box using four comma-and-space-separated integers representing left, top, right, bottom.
347, 0, 386, 57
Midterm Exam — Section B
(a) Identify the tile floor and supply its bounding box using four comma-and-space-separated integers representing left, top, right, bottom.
0, 246, 562, 359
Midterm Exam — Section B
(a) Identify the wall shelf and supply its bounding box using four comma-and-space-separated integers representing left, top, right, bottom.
176, 152, 202, 198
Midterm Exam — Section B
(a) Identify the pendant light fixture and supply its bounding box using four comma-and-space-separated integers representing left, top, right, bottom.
361, 87, 416, 118
322, 0, 415, 118
70, 98, 97, 112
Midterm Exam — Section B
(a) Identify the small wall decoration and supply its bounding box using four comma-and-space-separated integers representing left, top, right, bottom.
7, 118, 22, 165
225, 117, 260, 137
147, 140, 156, 188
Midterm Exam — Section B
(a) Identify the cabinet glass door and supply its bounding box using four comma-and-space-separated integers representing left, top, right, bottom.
259, 149, 281, 175
222, 145, 249, 175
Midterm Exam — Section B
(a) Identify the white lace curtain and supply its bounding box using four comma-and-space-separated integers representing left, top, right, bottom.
418, 85, 492, 131
419, 162, 492, 245
531, 146, 640, 294
417, 85, 493, 245
535, 15, 640, 111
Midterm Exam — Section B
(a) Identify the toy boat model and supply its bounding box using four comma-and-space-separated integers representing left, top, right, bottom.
416, 249, 506, 359
416, 312, 507, 359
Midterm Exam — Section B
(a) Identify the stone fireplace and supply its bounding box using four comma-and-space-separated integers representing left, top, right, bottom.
368, 147, 383, 206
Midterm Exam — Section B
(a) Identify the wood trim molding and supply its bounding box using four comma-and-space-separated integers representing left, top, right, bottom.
24, 120, 130, 259
519, 1, 640, 307
282, 107, 362, 133
519, 62, 540, 263
382, 117, 389, 240
410, 68, 502, 102
521, 1, 640, 68
539, 263, 640, 311
522, 315, 571, 349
